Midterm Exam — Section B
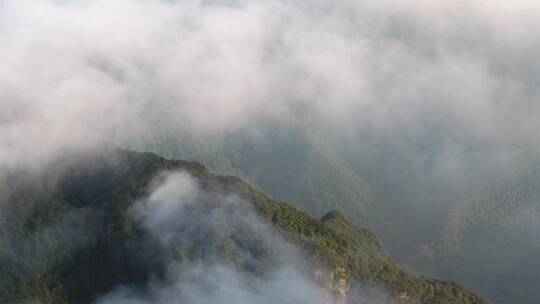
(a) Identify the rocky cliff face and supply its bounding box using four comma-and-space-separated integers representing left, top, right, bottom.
315, 267, 349, 304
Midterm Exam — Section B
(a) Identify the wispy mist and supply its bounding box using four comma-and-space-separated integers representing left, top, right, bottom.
95, 171, 327, 304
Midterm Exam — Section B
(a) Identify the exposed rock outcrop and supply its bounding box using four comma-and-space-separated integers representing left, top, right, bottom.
315, 267, 350, 304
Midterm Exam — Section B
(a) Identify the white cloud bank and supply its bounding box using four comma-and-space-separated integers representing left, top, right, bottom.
1, 0, 539, 169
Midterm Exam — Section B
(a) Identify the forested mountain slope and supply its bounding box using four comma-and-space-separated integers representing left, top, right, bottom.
0, 149, 487, 304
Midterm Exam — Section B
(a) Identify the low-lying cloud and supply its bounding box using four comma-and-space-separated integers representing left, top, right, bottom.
94, 171, 327, 304
96, 263, 326, 304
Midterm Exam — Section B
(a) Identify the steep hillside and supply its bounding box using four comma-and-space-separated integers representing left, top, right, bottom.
0, 149, 487, 304
128, 130, 540, 304
415, 158, 540, 304
124, 127, 372, 221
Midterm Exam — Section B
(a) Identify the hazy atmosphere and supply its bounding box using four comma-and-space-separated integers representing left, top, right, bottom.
1, 1, 539, 303
3, 0, 539, 165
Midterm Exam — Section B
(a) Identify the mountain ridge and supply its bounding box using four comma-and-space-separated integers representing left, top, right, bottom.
0, 149, 488, 304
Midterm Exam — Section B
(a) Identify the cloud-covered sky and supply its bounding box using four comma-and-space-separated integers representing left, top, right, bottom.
1, 0, 539, 170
